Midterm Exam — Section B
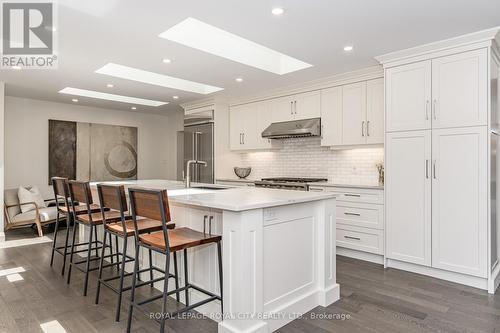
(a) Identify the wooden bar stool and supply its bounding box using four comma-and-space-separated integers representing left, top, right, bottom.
126, 188, 223, 333
94, 184, 178, 322
66, 180, 118, 296
49, 177, 103, 275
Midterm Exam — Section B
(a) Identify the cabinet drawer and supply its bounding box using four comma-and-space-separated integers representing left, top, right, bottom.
336, 226, 384, 255
337, 203, 384, 230
309, 186, 384, 204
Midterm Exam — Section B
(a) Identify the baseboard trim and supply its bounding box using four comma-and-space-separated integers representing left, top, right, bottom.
337, 247, 384, 264
489, 264, 500, 294
0, 232, 5, 242
387, 258, 488, 290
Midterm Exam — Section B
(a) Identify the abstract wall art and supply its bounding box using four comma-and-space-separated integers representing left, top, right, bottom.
48, 119, 138, 183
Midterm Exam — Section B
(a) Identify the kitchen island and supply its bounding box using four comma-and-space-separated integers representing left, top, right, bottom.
88, 180, 339, 333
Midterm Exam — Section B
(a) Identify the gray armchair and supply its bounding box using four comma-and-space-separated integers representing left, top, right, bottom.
3, 187, 58, 237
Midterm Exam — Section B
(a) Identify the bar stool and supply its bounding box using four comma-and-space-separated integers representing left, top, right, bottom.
66, 180, 119, 296
49, 177, 103, 275
94, 184, 178, 322
126, 188, 223, 333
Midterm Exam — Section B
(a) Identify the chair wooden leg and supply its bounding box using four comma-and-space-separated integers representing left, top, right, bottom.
35, 217, 43, 237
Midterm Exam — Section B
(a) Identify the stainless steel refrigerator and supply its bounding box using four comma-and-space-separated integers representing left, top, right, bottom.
183, 120, 214, 184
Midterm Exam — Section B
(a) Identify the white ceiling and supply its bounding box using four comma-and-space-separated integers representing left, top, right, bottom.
2, 0, 500, 114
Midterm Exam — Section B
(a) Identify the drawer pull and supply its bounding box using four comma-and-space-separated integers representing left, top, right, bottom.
344, 235, 361, 241
344, 194, 361, 197
344, 212, 361, 216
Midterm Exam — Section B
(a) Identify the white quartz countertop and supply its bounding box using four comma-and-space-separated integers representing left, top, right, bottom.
216, 178, 384, 190
91, 179, 336, 212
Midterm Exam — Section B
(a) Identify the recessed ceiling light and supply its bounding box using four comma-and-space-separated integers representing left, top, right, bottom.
131, 106, 137, 110
159, 17, 312, 75
60, 87, 169, 106
71, 98, 79, 102
95, 63, 223, 94
173, 95, 179, 99
162, 58, 172, 64
235, 77, 243, 82
271, 7, 284, 15
343, 45, 354, 52
106, 83, 114, 88
12, 65, 21, 70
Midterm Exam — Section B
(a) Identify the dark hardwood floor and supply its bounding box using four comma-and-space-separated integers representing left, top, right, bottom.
1, 228, 499, 333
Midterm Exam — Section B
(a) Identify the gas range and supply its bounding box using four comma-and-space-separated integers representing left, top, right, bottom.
254, 177, 328, 191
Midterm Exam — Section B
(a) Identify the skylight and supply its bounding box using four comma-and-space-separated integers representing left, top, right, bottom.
59, 87, 168, 106
95, 63, 223, 94
159, 17, 313, 75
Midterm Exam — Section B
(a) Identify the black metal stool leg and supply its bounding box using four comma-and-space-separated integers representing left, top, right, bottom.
173, 251, 180, 302
148, 247, 154, 287
115, 236, 128, 322
217, 241, 223, 313
61, 214, 71, 275
66, 220, 78, 284
126, 242, 140, 333
183, 248, 189, 306
50, 211, 60, 267
115, 235, 120, 272
108, 232, 114, 266
83, 224, 94, 296
160, 252, 170, 333
93, 225, 99, 258
95, 229, 108, 305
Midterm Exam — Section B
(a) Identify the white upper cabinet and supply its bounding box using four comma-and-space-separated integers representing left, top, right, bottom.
431, 49, 487, 129
386, 130, 432, 266
321, 78, 384, 147
320, 86, 342, 146
386, 60, 432, 132
431, 126, 487, 277
294, 91, 321, 120
271, 91, 320, 123
342, 82, 367, 145
230, 100, 279, 151
366, 78, 384, 144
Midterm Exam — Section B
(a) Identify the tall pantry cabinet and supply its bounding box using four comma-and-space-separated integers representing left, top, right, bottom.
377, 28, 500, 293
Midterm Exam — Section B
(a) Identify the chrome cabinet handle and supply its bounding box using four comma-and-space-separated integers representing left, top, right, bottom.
345, 194, 361, 197
366, 121, 370, 137
294, 101, 297, 115
425, 100, 430, 120
433, 160, 437, 179
209, 216, 213, 235
203, 215, 208, 234
344, 212, 361, 216
433, 99, 437, 120
361, 121, 365, 137
425, 159, 429, 179
290, 101, 293, 115
344, 235, 361, 241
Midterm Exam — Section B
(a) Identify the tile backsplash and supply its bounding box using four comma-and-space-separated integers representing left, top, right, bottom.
238, 137, 384, 185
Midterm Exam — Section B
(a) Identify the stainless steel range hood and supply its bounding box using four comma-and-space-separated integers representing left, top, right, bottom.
261, 118, 321, 139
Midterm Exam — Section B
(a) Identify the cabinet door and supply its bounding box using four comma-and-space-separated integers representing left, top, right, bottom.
271, 96, 294, 123
386, 130, 431, 266
432, 49, 487, 129
294, 91, 321, 120
254, 100, 276, 149
342, 82, 367, 145
229, 105, 245, 150
386, 61, 431, 131
431, 127, 487, 277
320, 86, 342, 146
366, 78, 384, 144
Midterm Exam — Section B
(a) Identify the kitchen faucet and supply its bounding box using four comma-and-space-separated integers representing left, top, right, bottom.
185, 159, 208, 188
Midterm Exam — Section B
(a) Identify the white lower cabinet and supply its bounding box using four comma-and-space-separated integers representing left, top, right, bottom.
310, 186, 385, 257
385, 131, 432, 266
431, 127, 487, 277
386, 126, 488, 277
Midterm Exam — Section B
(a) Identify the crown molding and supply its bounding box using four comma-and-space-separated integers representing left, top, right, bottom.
375, 26, 500, 67
228, 65, 383, 107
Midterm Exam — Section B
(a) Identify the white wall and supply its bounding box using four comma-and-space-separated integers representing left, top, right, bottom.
0, 83, 5, 240
4, 96, 184, 198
